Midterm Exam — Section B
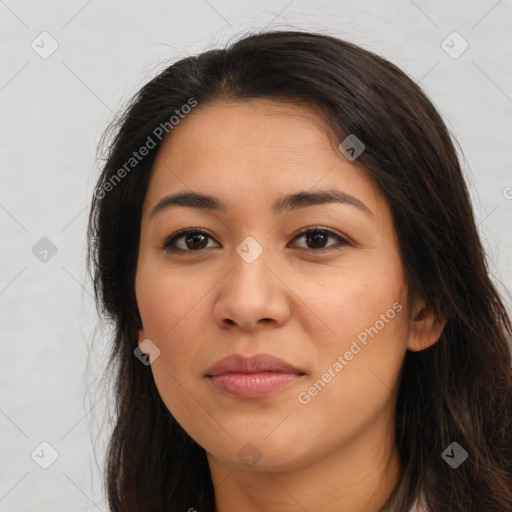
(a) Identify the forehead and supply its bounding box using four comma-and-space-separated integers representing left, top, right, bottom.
144, 98, 382, 217
170, 97, 333, 144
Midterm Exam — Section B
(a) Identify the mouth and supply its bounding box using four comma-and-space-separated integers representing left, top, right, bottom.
205, 353, 306, 399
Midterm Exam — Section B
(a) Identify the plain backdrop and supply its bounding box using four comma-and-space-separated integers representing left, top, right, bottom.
1, 1, 511, 510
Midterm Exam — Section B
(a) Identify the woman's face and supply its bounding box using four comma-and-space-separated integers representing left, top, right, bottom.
135, 98, 415, 473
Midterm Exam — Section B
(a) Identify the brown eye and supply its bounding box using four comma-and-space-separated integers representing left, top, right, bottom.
305, 231, 328, 249
163, 230, 219, 252
183, 232, 209, 250
163, 226, 349, 254
291, 227, 348, 251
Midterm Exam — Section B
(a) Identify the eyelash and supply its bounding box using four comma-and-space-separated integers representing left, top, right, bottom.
162, 226, 349, 254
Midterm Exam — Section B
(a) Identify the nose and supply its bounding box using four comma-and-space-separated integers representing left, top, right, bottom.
212, 244, 291, 332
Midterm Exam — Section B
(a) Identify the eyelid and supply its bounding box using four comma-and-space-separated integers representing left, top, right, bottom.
162, 225, 350, 252
162, 227, 219, 251
291, 225, 349, 244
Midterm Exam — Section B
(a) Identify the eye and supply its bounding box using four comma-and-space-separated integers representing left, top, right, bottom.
162, 226, 349, 253
289, 226, 349, 251
163, 229, 220, 253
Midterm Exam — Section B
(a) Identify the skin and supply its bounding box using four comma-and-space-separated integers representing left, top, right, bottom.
135, 98, 445, 512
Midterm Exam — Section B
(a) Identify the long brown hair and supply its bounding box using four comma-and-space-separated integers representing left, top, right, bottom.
87, 30, 512, 511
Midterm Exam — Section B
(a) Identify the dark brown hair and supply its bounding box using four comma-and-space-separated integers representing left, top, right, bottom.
88, 30, 512, 511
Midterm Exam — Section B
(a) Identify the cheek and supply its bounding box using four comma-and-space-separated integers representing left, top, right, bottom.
293, 255, 408, 401
293, 289, 407, 447
135, 259, 210, 389
291, 256, 406, 348
136, 265, 211, 435
136, 254, 204, 340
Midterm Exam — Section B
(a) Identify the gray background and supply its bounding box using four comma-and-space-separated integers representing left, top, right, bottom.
1, 1, 511, 510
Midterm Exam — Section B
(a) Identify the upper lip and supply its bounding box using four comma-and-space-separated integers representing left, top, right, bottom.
206, 353, 305, 377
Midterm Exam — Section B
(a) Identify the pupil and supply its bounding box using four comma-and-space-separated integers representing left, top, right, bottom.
308, 231, 326, 248
187, 233, 207, 250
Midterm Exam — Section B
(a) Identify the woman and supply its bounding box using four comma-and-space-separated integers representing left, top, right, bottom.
88, 30, 512, 511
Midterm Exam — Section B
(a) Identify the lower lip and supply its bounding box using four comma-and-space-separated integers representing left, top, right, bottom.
207, 372, 303, 398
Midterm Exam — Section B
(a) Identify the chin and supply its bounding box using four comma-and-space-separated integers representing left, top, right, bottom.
204, 433, 316, 473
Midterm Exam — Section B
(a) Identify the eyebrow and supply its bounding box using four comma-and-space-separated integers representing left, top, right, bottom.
150, 188, 373, 218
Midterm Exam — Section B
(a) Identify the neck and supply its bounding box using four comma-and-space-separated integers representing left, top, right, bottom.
208, 410, 401, 512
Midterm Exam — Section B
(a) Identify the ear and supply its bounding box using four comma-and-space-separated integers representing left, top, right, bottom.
137, 328, 146, 346
407, 298, 447, 352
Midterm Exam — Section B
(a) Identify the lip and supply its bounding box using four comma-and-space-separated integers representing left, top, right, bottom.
205, 353, 306, 399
